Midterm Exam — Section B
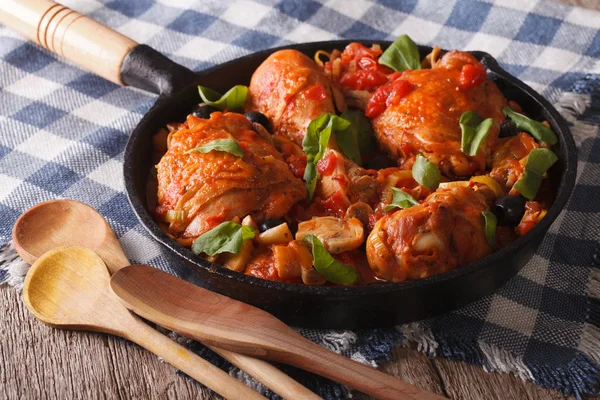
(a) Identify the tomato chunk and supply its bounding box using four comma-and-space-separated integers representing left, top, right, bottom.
316, 151, 337, 175
365, 80, 414, 118
459, 64, 486, 90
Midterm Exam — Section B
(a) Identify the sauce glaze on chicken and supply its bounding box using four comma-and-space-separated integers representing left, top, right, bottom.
152, 41, 556, 286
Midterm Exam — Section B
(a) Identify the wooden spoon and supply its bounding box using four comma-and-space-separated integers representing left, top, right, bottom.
12, 199, 320, 400
111, 265, 447, 400
23, 245, 264, 400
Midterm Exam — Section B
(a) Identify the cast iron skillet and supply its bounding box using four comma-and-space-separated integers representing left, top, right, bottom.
1, 2, 576, 329
123, 40, 577, 329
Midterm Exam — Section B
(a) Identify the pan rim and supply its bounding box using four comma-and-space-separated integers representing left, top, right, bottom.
124, 39, 577, 297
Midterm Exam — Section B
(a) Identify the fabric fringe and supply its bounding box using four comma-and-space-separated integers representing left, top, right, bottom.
0, 241, 30, 290
398, 321, 600, 397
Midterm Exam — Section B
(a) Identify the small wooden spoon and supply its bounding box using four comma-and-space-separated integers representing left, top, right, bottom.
23, 245, 264, 400
12, 199, 320, 400
111, 265, 447, 400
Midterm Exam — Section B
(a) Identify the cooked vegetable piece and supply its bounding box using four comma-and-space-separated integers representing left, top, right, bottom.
198, 85, 248, 111
303, 234, 360, 285
412, 154, 441, 190
470, 175, 504, 198
459, 111, 494, 156
165, 210, 186, 223
259, 218, 284, 232
378, 34, 421, 72
185, 138, 244, 158
191, 221, 257, 256
384, 188, 419, 211
256, 222, 294, 246
336, 122, 361, 165
192, 104, 218, 119
302, 113, 351, 201
221, 238, 254, 272
513, 148, 558, 200
339, 110, 378, 163
482, 211, 497, 249
502, 107, 557, 145
493, 195, 526, 226
296, 216, 364, 254
244, 111, 271, 132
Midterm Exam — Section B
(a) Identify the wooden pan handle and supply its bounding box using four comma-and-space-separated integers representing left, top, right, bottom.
0, 0, 137, 85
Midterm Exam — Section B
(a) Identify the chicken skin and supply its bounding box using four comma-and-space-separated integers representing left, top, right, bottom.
371, 51, 507, 178
366, 186, 492, 282
155, 112, 306, 239
490, 132, 539, 193
246, 49, 346, 145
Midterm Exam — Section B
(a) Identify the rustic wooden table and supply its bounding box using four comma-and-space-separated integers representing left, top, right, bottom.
1, 0, 598, 398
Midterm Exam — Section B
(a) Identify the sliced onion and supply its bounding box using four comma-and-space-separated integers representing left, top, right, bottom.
438, 181, 469, 190
314, 50, 331, 67
165, 209, 186, 223
470, 175, 504, 198
367, 230, 390, 259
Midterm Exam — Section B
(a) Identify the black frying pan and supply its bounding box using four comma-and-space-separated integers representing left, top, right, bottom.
3, 1, 577, 329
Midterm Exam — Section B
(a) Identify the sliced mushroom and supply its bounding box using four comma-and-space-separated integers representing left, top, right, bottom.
296, 216, 364, 254
345, 202, 373, 231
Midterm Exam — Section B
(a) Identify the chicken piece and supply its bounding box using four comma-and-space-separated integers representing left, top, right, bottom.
366, 186, 492, 282
316, 149, 379, 208
371, 51, 507, 178
246, 49, 346, 145
155, 112, 306, 239
489, 132, 539, 193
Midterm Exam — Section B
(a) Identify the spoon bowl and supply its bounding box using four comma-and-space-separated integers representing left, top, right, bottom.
24, 245, 135, 333
22, 244, 266, 400
13, 200, 127, 273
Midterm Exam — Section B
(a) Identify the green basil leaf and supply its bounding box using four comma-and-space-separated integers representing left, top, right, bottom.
241, 225, 257, 241
384, 187, 419, 211
481, 210, 497, 249
303, 234, 360, 285
378, 34, 421, 72
412, 154, 441, 190
502, 106, 557, 145
513, 148, 558, 200
339, 110, 377, 161
336, 126, 361, 165
198, 85, 248, 111
302, 113, 351, 201
191, 221, 256, 256
459, 111, 493, 156
186, 138, 244, 158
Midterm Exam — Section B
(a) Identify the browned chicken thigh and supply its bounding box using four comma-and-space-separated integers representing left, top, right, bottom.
371, 51, 507, 178
155, 112, 306, 239
246, 49, 346, 144
366, 186, 493, 282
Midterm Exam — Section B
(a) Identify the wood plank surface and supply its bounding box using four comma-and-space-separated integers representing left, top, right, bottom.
2, 280, 596, 400
1, 0, 598, 399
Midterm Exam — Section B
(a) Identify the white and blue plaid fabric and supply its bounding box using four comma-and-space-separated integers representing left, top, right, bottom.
1, 0, 599, 398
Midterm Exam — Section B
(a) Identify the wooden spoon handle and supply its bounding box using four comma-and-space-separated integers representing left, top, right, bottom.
0, 0, 137, 85
280, 338, 446, 400
210, 347, 322, 400
124, 317, 265, 400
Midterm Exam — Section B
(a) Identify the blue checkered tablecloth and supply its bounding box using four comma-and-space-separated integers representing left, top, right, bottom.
1, 0, 599, 398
